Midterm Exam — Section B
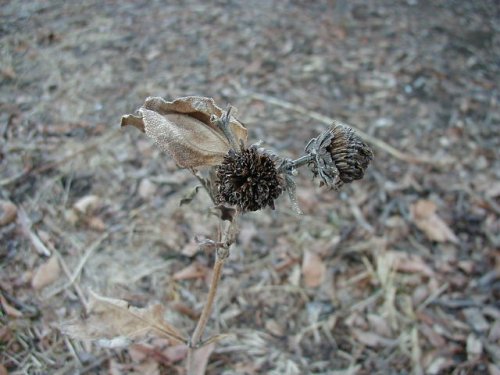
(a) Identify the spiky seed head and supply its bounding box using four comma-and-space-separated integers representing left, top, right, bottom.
216, 147, 283, 212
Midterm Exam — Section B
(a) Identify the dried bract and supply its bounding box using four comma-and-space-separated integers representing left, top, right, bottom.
216, 147, 283, 212
306, 122, 373, 189
121, 96, 247, 168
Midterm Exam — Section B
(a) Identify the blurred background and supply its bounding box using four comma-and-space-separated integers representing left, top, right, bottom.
1, 1, 499, 374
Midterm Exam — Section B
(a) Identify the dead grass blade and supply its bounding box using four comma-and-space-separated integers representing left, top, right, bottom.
246, 91, 447, 165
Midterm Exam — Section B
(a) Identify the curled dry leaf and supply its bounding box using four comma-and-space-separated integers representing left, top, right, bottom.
31, 255, 61, 290
352, 328, 397, 348
73, 195, 101, 214
410, 199, 459, 244
302, 249, 326, 288
387, 250, 434, 278
0, 293, 23, 318
0, 200, 17, 227
63, 290, 186, 347
121, 96, 247, 168
172, 262, 209, 281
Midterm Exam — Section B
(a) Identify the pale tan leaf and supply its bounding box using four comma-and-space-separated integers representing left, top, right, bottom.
163, 344, 188, 363
265, 319, 285, 336
387, 250, 434, 277
426, 357, 453, 375
0, 294, 23, 318
410, 200, 459, 243
302, 249, 326, 288
172, 263, 209, 281
190, 342, 215, 375
62, 290, 186, 346
87, 216, 106, 231
466, 333, 482, 360
367, 314, 392, 337
31, 255, 60, 290
73, 195, 101, 214
133, 360, 159, 375
352, 328, 397, 348
138, 178, 157, 199
0, 200, 17, 227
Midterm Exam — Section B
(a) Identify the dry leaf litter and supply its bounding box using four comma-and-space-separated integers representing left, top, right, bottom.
1, 1, 499, 374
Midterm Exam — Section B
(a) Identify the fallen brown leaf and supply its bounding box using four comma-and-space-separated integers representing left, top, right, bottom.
73, 195, 101, 214
387, 250, 434, 277
302, 249, 326, 288
172, 263, 209, 281
352, 328, 397, 348
189, 342, 215, 375
138, 178, 158, 199
0, 200, 17, 227
134, 360, 160, 375
0, 294, 23, 318
62, 290, 186, 347
466, 333, 482, 360
163, 344, 188, 363
31, 255, 60, 290
367, 314, 392, 337
87, 216, 106, 231
410, 200, 459, 243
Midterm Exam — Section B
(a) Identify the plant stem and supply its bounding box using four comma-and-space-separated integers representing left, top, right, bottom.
186, 216, 238, 374
189, 251, 226, 349
278, 154, 314, 174
291, 154, 315, 169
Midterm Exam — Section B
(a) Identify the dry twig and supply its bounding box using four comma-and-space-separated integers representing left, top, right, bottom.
246, 91, 446, 165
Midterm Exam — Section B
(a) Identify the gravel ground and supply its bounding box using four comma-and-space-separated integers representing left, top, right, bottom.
1, 1, 499, 374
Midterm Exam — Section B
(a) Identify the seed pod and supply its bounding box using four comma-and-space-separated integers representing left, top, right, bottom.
216, 147, 283, 212
306, 122, 373, 189
121, 96, 247, 168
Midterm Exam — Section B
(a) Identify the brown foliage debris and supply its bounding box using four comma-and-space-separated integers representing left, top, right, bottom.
62, 291, 186, 347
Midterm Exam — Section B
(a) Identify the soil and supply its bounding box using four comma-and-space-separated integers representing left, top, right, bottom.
1, 1, 499, 374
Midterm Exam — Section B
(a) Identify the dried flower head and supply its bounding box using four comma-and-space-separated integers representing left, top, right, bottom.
121, 96, 247, 168
216, 147, 283, 212
306, 122, 373, 189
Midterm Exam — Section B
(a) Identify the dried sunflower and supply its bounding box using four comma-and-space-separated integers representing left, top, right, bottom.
306, 122, 373, 189
216, 147, 283, 212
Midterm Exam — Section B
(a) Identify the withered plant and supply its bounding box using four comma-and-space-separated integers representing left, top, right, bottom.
64, 96, 373, 374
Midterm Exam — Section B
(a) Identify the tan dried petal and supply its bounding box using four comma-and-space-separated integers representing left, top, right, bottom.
121, 96, 247, 168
